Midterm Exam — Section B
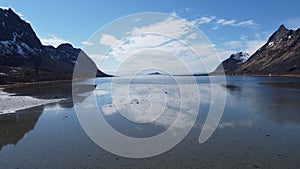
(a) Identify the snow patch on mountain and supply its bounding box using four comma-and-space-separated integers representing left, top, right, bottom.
0, 40, 37, 58
231, 52, 250, 64
268, 41, 274, 47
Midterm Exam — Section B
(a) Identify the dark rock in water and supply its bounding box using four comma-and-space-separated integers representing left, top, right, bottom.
0, 8, 111, 85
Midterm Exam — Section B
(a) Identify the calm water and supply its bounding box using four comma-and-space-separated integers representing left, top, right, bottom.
0, 76, 300, 169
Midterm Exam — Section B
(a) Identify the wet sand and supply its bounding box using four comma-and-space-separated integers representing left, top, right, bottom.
0, 76, 299, 168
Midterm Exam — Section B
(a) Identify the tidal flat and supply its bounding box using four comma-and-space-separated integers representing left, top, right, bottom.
0, 76, 300, 169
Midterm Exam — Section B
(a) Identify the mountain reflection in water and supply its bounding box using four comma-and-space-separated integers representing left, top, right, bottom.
0, 82, 96, 150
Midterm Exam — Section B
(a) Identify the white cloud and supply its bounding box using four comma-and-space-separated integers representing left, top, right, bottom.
213, 18, 258, 30
114, 49, 195, 75
101, 16, 219, 74
197, 16, 216, 24
217, 19, 236, 26
89, 54, 109, 65
107, 34, 175, 62
89, 54, 109, 59
170, 11, 177, 17
131, 17, 193, 39
186, 33, 198, 39
236, 20, 257, 27
99, 34, 119, 47
81, 41, 94, 46
91, 14, 261, 74
40, 34, 70, 47
133, 18, 142, 22
245, 39, 266, 55
172, 8, 192, 15
190, 15, 259, 30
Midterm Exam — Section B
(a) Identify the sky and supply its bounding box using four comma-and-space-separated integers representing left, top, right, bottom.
1, 0, 300, 74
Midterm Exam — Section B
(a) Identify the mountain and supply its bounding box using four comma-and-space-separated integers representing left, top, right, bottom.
213, 25, 300, 76
213, 52, 249, 74
237, 25, 300, 75
0, 8, 110, 85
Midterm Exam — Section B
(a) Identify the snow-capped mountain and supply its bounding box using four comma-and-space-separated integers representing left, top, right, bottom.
231, 52, 250, 64
213, 25, 300, 76
0, 8, 110, 84
213, 52, 250, 74
237, 24, 300, 75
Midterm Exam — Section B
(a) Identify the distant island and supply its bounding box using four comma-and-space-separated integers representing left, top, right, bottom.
147, 72, 162, 75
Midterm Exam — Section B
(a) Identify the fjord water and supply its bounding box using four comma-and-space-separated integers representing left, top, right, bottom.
0, 76, 300, 169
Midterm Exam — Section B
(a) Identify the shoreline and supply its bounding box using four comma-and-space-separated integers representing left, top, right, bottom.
0, 79, 75, 88
0, 89, 64, 115
1, 74, 300, 88
227, 74, 300, 78
209, 74, 300, 78
0, 77, 102, 88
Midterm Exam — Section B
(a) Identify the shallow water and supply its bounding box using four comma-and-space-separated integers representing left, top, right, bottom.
0, 76, 300, 169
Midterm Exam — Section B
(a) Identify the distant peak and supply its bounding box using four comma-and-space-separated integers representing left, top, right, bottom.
0, 7, 15, 13
230, 52, 249, 58
57, 43, 75, 50
0, 7, 20, 19
266, 24, 291, 44
230, 52, 250, 63
0, 7, 9, 11
278, 24, 288, 31
7, 8, 13, 12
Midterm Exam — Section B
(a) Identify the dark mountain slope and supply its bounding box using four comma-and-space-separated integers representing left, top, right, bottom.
213, 52, 249, 74
237, 25, 300, 75
212, 25, 300, 76
0, 8, 110, 85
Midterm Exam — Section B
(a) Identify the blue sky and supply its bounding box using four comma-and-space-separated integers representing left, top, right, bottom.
1, 0, 300, 74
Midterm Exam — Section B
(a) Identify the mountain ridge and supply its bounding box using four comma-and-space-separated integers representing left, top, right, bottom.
238, 24, 300, 75
213, 24, 300, 76
213, 52, 249, 74
0, 8, 110, 85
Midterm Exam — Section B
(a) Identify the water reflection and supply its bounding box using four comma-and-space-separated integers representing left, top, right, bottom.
260, 82, 300, 89
259, 83, 300, 125
80, 78, 202, 138
0, 77, 300, 168
3, 82, 96, 108
219, 80, 300, 128
0, 106, 43, 151
221, 84, 242, 93
0, 81, 96, 150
